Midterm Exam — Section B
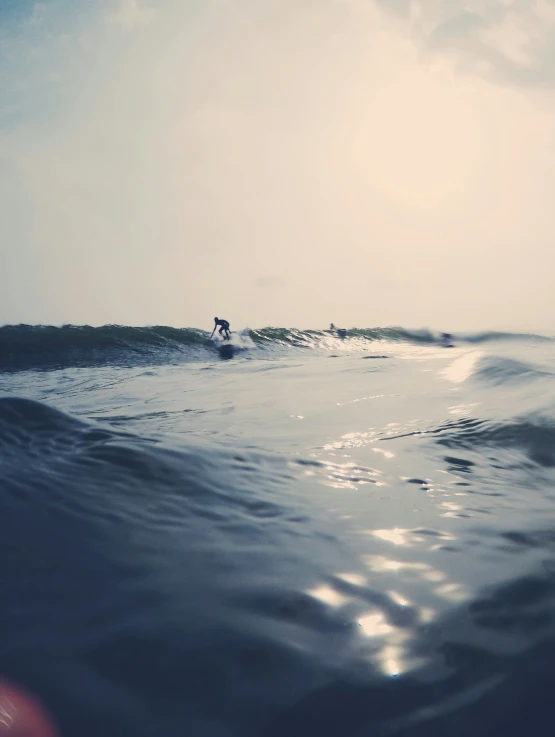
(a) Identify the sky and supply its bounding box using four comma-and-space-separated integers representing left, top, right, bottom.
1, 0, 555, 331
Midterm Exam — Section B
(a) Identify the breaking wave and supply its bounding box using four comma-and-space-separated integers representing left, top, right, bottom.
0, 324, 553, 372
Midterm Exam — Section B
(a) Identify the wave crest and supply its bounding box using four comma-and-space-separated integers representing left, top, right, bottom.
0, 324, 552, 372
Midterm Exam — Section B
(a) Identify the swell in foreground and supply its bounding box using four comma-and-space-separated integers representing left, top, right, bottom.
1, 331, 555, 736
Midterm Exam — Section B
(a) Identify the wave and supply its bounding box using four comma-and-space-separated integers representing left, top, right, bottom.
0, 323, 552, 372
433, 415, 555, 468
248, 326, 439, 346
0, 324, 209, 372
0, 396, 389, 735
473, 356, 555, 385
4, 397, 555, 735
462, 331, 554, 344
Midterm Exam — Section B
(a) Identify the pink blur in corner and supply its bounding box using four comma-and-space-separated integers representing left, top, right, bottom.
0, 679, 58, 737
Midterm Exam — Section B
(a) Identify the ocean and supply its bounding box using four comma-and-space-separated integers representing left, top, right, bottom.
1, 324, 555, 736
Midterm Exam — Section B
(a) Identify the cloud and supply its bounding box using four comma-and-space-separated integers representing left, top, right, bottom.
376, 0, 555, 87
107, 0, 156, 30
429, 11, 486, 44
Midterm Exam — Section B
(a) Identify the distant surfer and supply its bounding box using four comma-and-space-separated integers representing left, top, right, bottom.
330, 323, 347, 339
211, 317, 231, 340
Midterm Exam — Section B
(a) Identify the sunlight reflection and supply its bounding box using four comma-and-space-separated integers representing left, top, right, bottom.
363, 554, 466, 601
322, 460, 383, 490
440, 351, 483, 383
300, 414, 475, 681
364, 527, 457, 552
440, 501, 464, 518
321, 420, 430, 460
358, 611, 393, 637
323, 430, 378, 451
307, 584, 349, 608
441, 502, 462, 511
306, 579, 418, 677
423, 570, 446, 582
379, 643, 408, 677
372, 447, 395, 459
363, 555, 429, 573
448, 402, 481, 416
372, 528, 415, 546
382, 656, 401, 677
303, 554, 466, 680
336, 394, 387, 406
388, 590, 411, 607
337, 572, 367, 586
434, 583, 469, 601
368, 527, 450, 547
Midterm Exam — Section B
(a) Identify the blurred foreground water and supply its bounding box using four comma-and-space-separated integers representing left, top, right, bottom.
1, 327, 555, 736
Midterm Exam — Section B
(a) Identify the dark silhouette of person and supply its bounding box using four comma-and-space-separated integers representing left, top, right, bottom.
330, 322, 347, 338
211, 317, 231, 340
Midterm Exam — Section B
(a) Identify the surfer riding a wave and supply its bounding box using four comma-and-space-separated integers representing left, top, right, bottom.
330, 323, 347, 339
211, 317, 231, 340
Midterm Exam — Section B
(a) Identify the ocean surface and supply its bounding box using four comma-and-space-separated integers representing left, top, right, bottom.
2, 324, 555, 736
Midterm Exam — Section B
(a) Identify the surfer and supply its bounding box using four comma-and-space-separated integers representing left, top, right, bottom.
330, 323, 347, 339
211, 317, 231, 340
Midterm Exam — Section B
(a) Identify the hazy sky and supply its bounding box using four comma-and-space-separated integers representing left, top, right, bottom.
1, 0, 555, 330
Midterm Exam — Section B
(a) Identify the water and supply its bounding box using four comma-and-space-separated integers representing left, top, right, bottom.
2, 325, 555, 736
